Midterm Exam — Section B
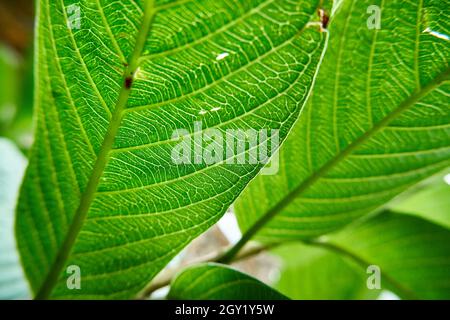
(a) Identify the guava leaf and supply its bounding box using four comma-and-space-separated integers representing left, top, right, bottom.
392, 172, 450, 228
324, 211, 450, 299
235, 0, 450, 241
16, 0, 328, 298
168, 263, 287, 300
273, 243, 378, 300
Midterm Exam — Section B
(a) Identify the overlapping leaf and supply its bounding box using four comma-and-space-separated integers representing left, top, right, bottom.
273, 243, 377, 300
168, 263, 287, 300
235, 0, 450, 241
16, 0, 328, 298
326, 211, 450, 299
392, 172, 450, 228
275, 211, 450, 299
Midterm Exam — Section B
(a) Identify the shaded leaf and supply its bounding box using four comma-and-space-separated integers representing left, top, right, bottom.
323, 211, 450, 299
392, 172, 450, 228
275, 211, 450, 300
168, 263, 287, 300
273, 243, 378, 300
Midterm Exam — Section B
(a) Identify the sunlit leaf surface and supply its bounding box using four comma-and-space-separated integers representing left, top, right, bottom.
236, 0, 450, 241
16, 0, 328, 298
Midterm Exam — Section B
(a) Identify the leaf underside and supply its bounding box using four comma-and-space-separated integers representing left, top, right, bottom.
168, 263, 288, 300
16, 0, 328, 298
236, 0, 450, 241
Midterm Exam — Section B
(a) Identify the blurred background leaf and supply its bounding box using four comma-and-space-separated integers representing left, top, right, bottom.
321, 212, 450, 299
391, 172, 450, 228
273, 242, 379, 300
0, 0, 34, 151
273, 210, 450, 300
0, 0, 34, 54
0, 0, 34, 299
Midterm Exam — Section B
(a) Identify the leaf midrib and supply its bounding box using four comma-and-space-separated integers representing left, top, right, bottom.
35, 0, 156, 300
270, 68, 449, 217
220, 66, 450, 263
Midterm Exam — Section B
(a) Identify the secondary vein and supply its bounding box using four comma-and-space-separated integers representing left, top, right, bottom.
218, 67, 450, 264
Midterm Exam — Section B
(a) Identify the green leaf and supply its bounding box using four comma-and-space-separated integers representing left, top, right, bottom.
0, 45, 20, 131
391, 172, 450, 228
16, 0, 328, 299
168, 263, 287, 300
274, 211, 450, 300
235, 0, 450, 241
321, 211, 450, 299
0, 45, 34, 150
0, 138, 30, 299
273, 243, 378, 300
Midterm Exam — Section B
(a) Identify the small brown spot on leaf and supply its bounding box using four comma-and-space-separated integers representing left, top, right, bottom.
125, 76, 133, 89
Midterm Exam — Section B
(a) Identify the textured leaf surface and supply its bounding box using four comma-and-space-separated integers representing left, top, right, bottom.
16, 0, 328, 298
325, 212, 450, 299
235, 0, 450, 241
0, 139, 29, 299
168, 263, 287, 300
